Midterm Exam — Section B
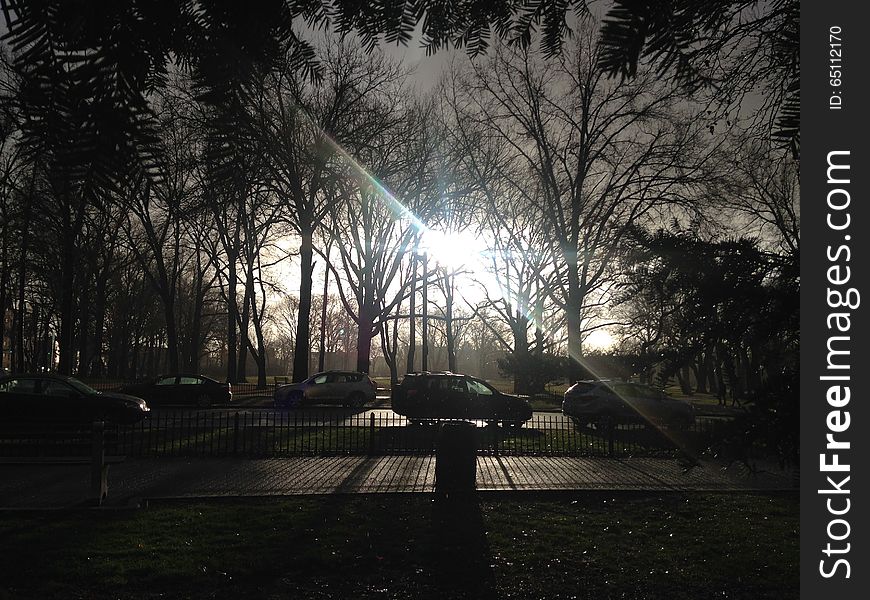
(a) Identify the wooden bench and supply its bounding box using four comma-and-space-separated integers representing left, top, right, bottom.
0, 421, 125, 505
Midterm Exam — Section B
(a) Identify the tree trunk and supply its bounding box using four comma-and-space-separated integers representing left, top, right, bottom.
0, 236, 8, 371
511, 312, 531, 395
236, 267, 253, 382
713, 353, 726, 404
89, 271, 109, 377
252, 318, 267, 389
57, 193, 82, 375
740, 344, 761, 395
678, 365, 692, 395
188, 255, 205, 372
721, 347, 741, 405
703, 349, 717, 394
379, 309, 400, 388
226, 249, 238, 383
57, 234, 77, 375
693, 353, 707, 394
13, 229, 27, 372
406, 253, 416, 373
421, 253, 429, 371
76, 282, 89, 377
162, 293, 180, 374
249, 274, 269, 389
292, 225, 314, 382
38, 309, 50, 370
356, 303, 375, 374
444, 272, 457, 372
318, 259, 329, 373
565, 266, 583, 383
129, 324, 142, 380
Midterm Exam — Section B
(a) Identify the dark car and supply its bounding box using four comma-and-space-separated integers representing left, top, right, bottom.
274, 371, 377, 408
562, 380, 695, 429
0, 373, 149, 424
119, 374, 231, 408
392, 372, 532, 426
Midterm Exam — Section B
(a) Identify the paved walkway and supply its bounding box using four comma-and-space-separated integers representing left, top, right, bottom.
0, 455, 796, 509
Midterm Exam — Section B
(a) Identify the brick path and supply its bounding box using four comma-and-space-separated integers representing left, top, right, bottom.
0, 455, 796, 509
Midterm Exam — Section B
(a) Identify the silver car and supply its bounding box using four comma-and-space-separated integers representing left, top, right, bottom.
562, 380, 695, 429
274, 371, 377, 408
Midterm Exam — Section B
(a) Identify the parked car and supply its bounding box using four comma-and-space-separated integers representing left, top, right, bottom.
274, 371, 377, 408
562, 380, 695, 429
119, 374, 231, 408
392, 372, 532, 426
0, 373, 150, 424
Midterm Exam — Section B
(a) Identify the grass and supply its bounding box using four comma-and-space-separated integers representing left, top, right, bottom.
0, 492, 798, 599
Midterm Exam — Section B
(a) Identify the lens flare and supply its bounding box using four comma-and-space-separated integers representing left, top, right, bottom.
296, 107, 698, 464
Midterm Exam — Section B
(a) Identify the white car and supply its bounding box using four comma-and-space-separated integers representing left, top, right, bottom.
274, 371, 377, 408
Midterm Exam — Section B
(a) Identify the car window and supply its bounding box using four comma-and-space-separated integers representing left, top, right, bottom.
399, 376, 418, 389
425, 378, 455, 392
41, 380, 78, 398
467, 379, 494, 395
346, 373, 362, 382
157, 376, 177, 385
610, 383, 635, 398
313, 375, 329, 385
67, 378, 97, 394
329, 374, 347, 383
573, 382, 596, 394
179, 376, 202, 385
0, 378, 38, 394
448, 377, 468, 393
631, 384, 657, 399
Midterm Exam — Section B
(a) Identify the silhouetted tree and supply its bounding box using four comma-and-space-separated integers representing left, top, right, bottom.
451, 25, 711, 383
598, 0, 799, 155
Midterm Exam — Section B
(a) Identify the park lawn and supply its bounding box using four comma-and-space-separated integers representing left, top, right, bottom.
0, 492, 797, 599
528, 395, 563, 411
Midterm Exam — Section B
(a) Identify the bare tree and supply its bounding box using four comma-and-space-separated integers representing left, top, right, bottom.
451, 28, 711, 380
252, 39, 407, 382
708, 135, 799, 261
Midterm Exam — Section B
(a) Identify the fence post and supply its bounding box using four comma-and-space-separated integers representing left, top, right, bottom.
233, 412, 240, 456
90, 421, 107, 505
369, 412, 376, 455
607, 420, 615, 457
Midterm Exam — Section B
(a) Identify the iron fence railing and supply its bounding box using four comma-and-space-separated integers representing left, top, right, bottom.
0, 411, 730, 458
0, 422, 98, 457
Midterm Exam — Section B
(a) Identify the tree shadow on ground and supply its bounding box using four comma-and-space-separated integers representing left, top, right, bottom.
424, 493, 498, 599
373, 422, 546, 454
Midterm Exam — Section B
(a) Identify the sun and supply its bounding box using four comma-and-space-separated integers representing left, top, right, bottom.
585, 329, 615, 351
419, 228, 487, 272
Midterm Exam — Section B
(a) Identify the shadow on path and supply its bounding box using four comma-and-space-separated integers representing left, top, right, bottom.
425, 494, 498, 599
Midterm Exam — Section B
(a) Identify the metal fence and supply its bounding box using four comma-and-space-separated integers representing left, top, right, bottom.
30, 410, 734, 459
0, 422, 98, 457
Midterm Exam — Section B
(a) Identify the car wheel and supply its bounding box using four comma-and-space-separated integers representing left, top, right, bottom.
593, 416, 615, 431
195, 394, 212, 409
349, 392, 366, 408
289, 391, 304, 407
